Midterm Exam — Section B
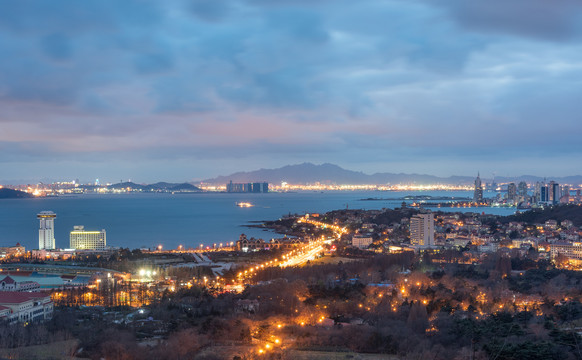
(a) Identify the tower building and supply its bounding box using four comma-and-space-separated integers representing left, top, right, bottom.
473, 173, 483, 203
541, 184, 549, 203
534, 181, 542, 202
518, 182, 528, 198
549, 181, 560, 204
562, 185, 570, 203
410, 213, 434, 247
507, 183, 517, 202
37, 211, 56, 250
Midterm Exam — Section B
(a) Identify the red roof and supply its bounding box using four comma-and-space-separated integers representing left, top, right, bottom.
5, 271, 33, 277
0, 291, 50, 304
0, 276, 16, 284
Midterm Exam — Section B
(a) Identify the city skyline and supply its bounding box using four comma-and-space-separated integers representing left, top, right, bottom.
3, 162, 581, 187
2, 1, 582, 182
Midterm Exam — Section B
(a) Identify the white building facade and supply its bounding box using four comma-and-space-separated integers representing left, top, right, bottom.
0, 292, 53, 323
70, 226, 106, 250
0, 276, 40, 292
38, 211, 56, 250
352, 235, 373, 249
410, 213, 435, 247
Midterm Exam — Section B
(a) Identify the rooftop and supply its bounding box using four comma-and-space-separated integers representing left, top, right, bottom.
0, 291, 50, 305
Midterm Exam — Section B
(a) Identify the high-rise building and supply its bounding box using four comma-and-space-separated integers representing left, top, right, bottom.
518, 182, 528, 198
507, 183, 517, 202
490, 178, 498, 192
549, 181, 560, 204
410, 213, 434, 247
534, 181, 542, 202
540, 184, 549, 203
37, 211, 56, 250
226, 181, 269, 193
562, 185, 570, 203
473, 173, 483, 203
70, 226, 106, 250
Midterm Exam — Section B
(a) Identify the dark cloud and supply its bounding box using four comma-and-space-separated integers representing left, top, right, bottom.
0, 0, 163, 34
134, 52, 174, 74
427, 0, 582, 41
39, 33, 73, 61
266, 9, 329, 43
188, 0, 231, 22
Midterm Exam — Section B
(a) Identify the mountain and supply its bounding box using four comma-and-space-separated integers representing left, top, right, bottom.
0, 188, 33, 199
169, 183, 200, 191
106, 182, 200, 192
206, 163, 366, 184
203, 163, 582, 186
148, 182, 175, 190
204, 163, 475, 185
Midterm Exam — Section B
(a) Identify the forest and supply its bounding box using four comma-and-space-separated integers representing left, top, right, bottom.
2, 251, 582, 359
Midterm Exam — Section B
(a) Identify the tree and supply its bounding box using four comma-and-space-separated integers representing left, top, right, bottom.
495, 256, 512, 278
407, 301, 429, 333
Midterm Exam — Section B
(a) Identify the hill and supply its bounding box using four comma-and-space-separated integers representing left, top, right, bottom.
505, 205, 582, 227
108, 182, 146, 190
106, 182, 200, 192
0, 188, 33, 199
169, 183, 200, 191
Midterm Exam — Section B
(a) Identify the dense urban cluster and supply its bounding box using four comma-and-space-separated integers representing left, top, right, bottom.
0, 200, 581, 358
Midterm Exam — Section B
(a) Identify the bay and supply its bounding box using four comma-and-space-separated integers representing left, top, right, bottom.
0, 190, 515, 250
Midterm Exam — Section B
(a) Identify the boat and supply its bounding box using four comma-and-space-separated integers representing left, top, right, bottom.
236, 202, 253, 208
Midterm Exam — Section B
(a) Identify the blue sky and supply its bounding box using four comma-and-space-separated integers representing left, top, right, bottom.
1, 0, 582, 183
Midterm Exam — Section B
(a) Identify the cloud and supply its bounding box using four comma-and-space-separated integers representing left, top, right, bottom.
39, 33, 73, 61
0, 0, 581, 180
187, 0, 231, 22
425, 0, 582, 41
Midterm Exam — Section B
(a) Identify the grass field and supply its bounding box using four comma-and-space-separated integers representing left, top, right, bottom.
286, 350, 399, 360
0, 339, 82, 360
0, 340, 399, 359
309, 256, 361, 265
196, 345, 399, 360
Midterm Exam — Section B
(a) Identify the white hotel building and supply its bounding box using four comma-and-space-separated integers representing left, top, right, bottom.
70, 226, 107, 250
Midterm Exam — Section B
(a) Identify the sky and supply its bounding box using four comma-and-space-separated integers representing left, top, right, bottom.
1, 0, 582, 184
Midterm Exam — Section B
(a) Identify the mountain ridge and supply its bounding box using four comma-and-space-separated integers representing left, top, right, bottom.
203, 163, 582, 186
106, 182, 201, 192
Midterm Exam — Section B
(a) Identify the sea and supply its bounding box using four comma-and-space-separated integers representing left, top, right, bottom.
0, 190, 516, 251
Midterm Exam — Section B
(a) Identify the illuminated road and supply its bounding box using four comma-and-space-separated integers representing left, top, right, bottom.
280, 242, 324, 267
233, 216, 350, 284
236, 239, 326, 283
297, 216, 349, 238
